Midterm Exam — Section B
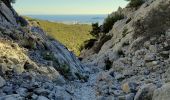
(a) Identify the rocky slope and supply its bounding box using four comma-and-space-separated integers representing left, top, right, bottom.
0, 1, 87, 99
81, 0, 170, 99
0, 0, 170, 100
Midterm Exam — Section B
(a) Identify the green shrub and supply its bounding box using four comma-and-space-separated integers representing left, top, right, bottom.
90, 23, 101, 38
126, 0, 144, 7
42, 52, 55, 60
79, 39, 97, 51
102, 13, 124, 33
58, 64, 71, 78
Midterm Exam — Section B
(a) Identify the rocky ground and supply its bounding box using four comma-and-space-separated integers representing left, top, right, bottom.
0, 0, 170, 100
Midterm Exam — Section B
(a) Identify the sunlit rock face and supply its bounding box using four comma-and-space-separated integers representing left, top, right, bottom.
80, 0, 170, 99
0, 1, 87, 99
0, 0, 85, 79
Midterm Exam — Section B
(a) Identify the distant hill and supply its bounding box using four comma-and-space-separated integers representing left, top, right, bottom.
24, 16, 93, 56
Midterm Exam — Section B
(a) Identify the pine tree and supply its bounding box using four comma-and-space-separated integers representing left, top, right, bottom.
126, 0, 144, 7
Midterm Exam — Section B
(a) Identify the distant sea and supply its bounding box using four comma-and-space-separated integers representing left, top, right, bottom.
26, 15, 107, 25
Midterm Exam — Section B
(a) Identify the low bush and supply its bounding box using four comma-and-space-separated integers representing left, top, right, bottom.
102, 13, 124, 33
90, 23, 101, 38
80, 39, 97, 51
58, 64, 71, 78
126, 0, 144, 8
42, 52, 55, 61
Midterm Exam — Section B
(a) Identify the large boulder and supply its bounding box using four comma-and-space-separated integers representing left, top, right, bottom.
152, 83, 170, 100
134, 84, 157, 100
0, 76, 6, 88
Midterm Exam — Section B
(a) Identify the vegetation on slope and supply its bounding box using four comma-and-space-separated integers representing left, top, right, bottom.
102, 13, 124, 33
24, 16, 93, 56
126, 0, 144, 7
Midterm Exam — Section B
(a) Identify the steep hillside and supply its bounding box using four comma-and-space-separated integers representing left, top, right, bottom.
0, 1, 88, 99
81, 0, 170, 99
24, 16, 93, 56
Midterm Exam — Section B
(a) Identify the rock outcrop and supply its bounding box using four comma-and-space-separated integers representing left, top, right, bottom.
0, 1, 86, 99
80, 0, 170, 99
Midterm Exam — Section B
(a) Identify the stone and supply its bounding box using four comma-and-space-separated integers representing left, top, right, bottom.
37, 96, 49, 100
0, 58, 4, 63
122, 82, 138, 93
42, 82, 54, 91
134, 84, 157, 100
132, 59, 145, 67
115, 73, 125, 80
97, 96, 116, 100
13, 64, 25, 75
145, 61, 159, 67
144, 53, 156, 62
0, 94, 22, 100
149, 45, 157, 53
3, 86, 13, 95
51, 86, 71, 100
31, 94, 38, 99
34, 88, 50, 96
118, 95, 125, 100
16, 88, 28, 97
126, 93, 135, 100
160, 51, 169, 59
0, 76, 6, 88
24, 61, 38, 70
165, 29, 170, 37
143, 69, 150, 75
0, 63, 8, 75
152, 83, 170, 100
113, 90, 123, 96
144, 41, 150, 49
9, 57, 19, 64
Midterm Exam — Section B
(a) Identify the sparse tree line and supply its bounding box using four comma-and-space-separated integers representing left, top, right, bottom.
90, 0, 144, 38
82, 0, 144, 50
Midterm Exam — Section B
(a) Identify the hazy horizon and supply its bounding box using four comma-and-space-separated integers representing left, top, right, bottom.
22, 14, 108, 15
13, 0, 128, 15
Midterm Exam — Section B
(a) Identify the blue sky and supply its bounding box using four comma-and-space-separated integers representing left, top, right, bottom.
13, 0, 128, 15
